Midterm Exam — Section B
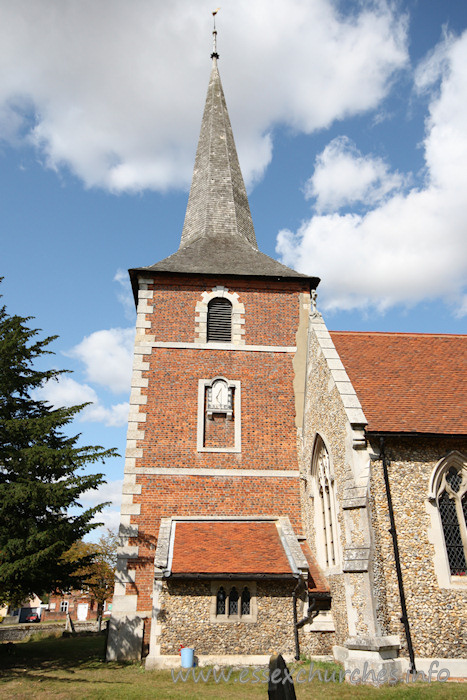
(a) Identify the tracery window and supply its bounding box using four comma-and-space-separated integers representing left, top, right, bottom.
216, 587, 226, 615
312, 435, 338, 569
241, 587, 251, 615
211, 582, 256, 622
435, 461, 467, 576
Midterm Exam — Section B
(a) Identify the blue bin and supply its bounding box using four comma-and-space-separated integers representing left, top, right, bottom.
180, 647, 194, 668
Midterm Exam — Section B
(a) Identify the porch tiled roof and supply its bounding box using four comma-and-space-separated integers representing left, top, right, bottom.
170, 521, 293, 576
300, 542, 330, 594
330, 332, 467, 435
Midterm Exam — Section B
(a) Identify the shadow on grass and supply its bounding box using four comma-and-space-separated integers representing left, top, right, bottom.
0, 632, 131, 687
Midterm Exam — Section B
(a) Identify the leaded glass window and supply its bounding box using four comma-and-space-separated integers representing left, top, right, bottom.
216, 587, 226, 615
241, 587, 250, 615
228, 587, 238, 615
312, 435, 338, 569
436, 463, 467, 576
213, 584, 252, 619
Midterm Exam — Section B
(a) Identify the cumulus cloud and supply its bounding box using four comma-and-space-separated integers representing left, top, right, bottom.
37, 376, 129, 427
304, 136, 406, 212
66, 328, 134, 395
114, 269, 136, 321
277, 30, 467, 316
80, 480, 123, 539
0, 0, 407, 192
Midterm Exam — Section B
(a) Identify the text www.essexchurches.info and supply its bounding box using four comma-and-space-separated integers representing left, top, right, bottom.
171, 661, 450, 686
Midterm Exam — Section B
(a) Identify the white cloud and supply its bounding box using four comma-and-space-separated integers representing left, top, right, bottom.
305, 136, 405, 212
414, 29, 454, 94
37, 375, 97, 407
80, 480, 123, 540
0, 0, 408, 192
114, 269, 136, 321
81, 479, 123, 508
66, 328, 134, 395
277, 30, 467, 316
83, 402, 130, 428
37, 376, 130, 427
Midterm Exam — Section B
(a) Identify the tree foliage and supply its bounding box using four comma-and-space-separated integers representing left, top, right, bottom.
0, 292, 118, 605
63, 529, 118, 616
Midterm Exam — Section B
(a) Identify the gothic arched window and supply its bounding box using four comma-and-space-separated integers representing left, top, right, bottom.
211, 583, 255, 621
228, 587, 238, 615
216, 587, 226, 615
207, 298, 232, 342
431, 456, 467, 576
241, 587, 250, 615
312, 435, 338, 569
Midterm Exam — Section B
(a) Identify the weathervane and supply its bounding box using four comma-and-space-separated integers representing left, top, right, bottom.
211, 8, 220, 60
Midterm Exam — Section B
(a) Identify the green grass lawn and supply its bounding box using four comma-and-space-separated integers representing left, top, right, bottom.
0, 633, 465, 699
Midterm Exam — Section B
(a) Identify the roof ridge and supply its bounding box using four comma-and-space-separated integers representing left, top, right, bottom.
329, 330, 466, 338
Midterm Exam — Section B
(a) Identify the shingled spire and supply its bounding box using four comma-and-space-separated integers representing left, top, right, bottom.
179, 55, 257, 250
130, 30, 318, 288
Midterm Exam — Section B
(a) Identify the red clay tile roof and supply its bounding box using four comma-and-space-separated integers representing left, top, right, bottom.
170, 521, 293, 576
300, 543, 330, 594
330, 332, 467, 435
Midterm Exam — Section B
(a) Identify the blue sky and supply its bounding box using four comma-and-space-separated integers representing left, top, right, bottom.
1, 0, 466, 534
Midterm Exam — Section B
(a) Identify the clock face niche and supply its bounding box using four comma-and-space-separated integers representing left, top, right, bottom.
206, 378, 233, 419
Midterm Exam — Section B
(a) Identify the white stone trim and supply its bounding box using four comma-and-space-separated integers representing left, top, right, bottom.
426, 451, 467, 589
111, 282, 152, 614
310, 316, 367, 446
127, 467, 300, 477
277, 516, 308, 574
148, 579, 163, 658
137, 340, 296, 352
197, 377, 241, 453
111, 595, 138, 614
195, 286, 245, 344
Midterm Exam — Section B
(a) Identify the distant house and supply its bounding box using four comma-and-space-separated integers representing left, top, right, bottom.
2, 594, 43, 623
43, 591, 112, 621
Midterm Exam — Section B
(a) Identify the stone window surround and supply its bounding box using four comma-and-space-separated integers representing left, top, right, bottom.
60, 600, 69, 613
427, 450, 467, 590
210, 581, 257, 623
310, 433, 341, 572
195, 286, 245, 345
197, 376, 241, 453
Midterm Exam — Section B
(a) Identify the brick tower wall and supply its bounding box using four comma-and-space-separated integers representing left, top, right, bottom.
117, 274, 310, 619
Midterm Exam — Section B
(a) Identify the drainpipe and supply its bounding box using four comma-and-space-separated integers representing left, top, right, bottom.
380, 437, 416, 676
292, 576, 320, 660
292, 576, 302, 661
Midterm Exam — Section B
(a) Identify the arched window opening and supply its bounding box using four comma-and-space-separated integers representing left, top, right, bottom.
241, 587, 250, 615
435, 461, 467, 576
207, 298, 232, 342
213, 584, 253, 620
312, 435, 338, 569
228, 587, 239, 616
216, 587, 226, 615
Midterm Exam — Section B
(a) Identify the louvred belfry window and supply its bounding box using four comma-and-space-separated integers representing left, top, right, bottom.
207, 298, 232, 342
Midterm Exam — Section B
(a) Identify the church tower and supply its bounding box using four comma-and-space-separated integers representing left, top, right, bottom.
107, 32, 326, 666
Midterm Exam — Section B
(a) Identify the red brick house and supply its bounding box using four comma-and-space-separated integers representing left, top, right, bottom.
43, 591, 112, 621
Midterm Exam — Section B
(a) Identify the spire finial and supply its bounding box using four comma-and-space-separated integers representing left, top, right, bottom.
211, 8, 220, 61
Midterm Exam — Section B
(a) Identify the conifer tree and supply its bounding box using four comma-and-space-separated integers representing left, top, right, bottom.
0, 293, 118, 605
